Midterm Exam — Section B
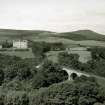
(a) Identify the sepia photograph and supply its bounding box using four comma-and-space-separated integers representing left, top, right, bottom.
0, 0, 105, 105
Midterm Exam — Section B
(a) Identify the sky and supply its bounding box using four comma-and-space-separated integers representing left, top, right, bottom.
0, 0, 105, 34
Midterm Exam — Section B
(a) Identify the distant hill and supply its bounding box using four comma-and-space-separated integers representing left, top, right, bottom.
0, 29, 56, 41
58, 30, 105, 41
0, 29, 105, 41
0, 29, 55, 36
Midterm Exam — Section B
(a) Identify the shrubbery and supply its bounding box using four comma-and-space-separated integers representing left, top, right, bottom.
32, 60, 68, 89
0, 76, 105, 105
31, 41, 65, 57
0, 54, 68, 90
88, 47, 105, 60
58, 52, 80, 69
28, 77, 105, 105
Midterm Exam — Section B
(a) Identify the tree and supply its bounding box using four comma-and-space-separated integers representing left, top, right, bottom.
78, 96, 96, 105
0, 69, 4, 85
2, 40, 13, 48
90, 47, 105, 60
4, 91, 29, 105
32, 60, 68, 89
4, 65, 18, 81
58, 52, 80, 69
30, 79, 104, 105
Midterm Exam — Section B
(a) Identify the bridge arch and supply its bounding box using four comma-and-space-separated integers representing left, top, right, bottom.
62, 67, 90, 80
70, 73, 78, 80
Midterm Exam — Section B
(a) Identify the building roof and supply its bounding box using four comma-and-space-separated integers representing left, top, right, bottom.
13, 40, 28, 42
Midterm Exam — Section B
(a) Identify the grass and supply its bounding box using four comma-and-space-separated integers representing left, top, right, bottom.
46, 51, 64, 63
0, 48, 34, 59
57, 30, 105, 41
92, 75, 105, 89
46, 50, 91, 63
32, 36, 105, 48
68, 50, 91, 63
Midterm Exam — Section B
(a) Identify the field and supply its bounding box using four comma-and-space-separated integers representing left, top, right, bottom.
0, 29, 105, 62
1, 29, 105, 46
68, 50, 91, 63
95, 76, 105, 89
46, 50, 91, 63
33, 37, 105, 47
46, 51, 63, 63
0, 48, 34, 59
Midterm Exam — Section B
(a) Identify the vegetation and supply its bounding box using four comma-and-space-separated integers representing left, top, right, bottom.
31, 41, 50, 57
0, 53, 68, 89
58, 52, 80, 69
0, 73, 105, 105
88, 47, 105, 60
0, 48, 34, 59
32, 60, 68, 89
0, 40, 105, 105
31, 41, 65, 58
58, 47, 105, 78
32, 77, 105, 105
2, 40, 13, 48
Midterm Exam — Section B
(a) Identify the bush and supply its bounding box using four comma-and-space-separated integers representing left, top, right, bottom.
29, 80, 105, 105
58, 52, 80, 69
32, 60, 68, 89
4, 65, 18, 81
4, 91, 29, 105
89, 47, 105, 60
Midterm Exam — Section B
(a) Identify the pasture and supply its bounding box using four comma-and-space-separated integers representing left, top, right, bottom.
33, 36, 105, 47
0, 48, 34, 59
46, 51, 63, 63
46, 49, 91, 63
68, 50, 92, 63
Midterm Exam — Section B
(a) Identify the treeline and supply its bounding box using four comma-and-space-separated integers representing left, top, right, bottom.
2, 40, 13, 48
31, 41, 65, 56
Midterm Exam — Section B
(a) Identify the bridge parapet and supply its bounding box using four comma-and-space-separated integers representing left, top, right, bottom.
62, 67, 90, 80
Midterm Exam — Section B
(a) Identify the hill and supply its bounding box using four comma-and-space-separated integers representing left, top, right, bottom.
58, 30, 105, 41
0, 29, 55, 41
0, 29, 55, 36
0, 29, 105, 41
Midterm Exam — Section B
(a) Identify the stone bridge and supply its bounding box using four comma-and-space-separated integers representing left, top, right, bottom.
62, 67, 90, 80
36, 64, 90, 80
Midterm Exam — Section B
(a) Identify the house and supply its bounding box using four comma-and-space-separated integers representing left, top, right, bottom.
13, 40, 28, 49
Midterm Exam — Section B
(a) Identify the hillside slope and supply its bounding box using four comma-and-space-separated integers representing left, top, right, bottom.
58, 30, 105, 41
0, 29, 105, 41
0, 29, 55, 40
